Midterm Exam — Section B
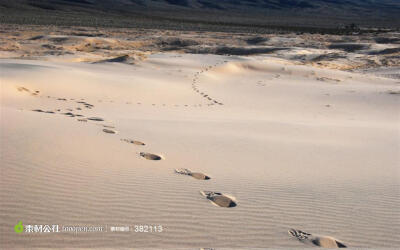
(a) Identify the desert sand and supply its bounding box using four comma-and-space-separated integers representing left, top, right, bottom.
1, 25, 399, 248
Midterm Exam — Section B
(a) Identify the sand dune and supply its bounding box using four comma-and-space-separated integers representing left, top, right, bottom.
1, 51, 399, 248
1, 24, 400, 71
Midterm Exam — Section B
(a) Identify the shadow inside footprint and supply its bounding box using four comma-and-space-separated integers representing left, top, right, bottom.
201, 191, 236, 208
387, 90, 400, 95
88, 117, 104, 121
175, 168, 210, 180
140, 152, 162, 160
103, 128, 117, 134
63, 112, 75, 117
121, 139, 145, 146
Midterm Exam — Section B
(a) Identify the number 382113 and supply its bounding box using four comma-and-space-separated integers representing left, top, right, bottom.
134, 225, 163, 233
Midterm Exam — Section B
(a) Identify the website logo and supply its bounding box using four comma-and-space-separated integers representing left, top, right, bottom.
14, 221, 24, 234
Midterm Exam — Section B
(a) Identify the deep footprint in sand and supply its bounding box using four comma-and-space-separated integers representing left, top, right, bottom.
288, 229, 347, 248
102, 125, 115, 128
121, 139, 145, 146
88, 117, 104, 121
103, 128, 117, 134
63, 112, 76, 117
175, 168, 210, 180
139, 152, 163, 160
200, 191, 236, 207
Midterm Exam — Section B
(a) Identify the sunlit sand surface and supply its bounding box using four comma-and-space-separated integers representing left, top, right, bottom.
1, 31, 399, 248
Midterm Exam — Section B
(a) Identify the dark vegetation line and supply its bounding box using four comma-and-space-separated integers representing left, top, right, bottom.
0, 1, 399, 35
1, 12, 396, 35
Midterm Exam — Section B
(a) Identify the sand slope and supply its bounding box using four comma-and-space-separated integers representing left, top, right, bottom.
1, 53, 399, 248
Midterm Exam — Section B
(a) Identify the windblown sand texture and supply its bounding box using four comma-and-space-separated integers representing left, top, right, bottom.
1, 26, 399, 248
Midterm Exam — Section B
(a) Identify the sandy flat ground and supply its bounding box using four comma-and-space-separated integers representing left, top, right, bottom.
1, 51, 399, 248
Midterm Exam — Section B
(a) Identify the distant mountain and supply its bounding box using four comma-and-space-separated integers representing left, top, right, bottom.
1, 0, 399, 30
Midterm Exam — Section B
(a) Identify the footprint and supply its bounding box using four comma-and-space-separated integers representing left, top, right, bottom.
316, 77, 341, 83
17, 86, 30, 92
77, 101, 94, 108
175, 168, 210, 180
387, 90, 400, 95
63, 112, 75, 117
121, 139, 145, 146
200, 191, 236, 208
32, 109, 55, 114
103, 128, 117, 134
88, 117, 104, 121
288, 229, 347, 248
139, 152, 162, 160
102, 125, 115, 128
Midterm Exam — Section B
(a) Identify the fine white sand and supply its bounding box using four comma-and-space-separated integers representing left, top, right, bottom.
1, 52, 399, 248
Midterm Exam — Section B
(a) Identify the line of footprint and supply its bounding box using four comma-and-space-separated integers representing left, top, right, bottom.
191, 61, 226, 106
18, 80, 348, 248
18, 60, 227, 109
18, 86, 211, 109
19, 85, 235, 208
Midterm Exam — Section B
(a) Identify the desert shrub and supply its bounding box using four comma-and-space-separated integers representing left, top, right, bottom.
245, 36, 269, 45
328, 43, 369, 52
